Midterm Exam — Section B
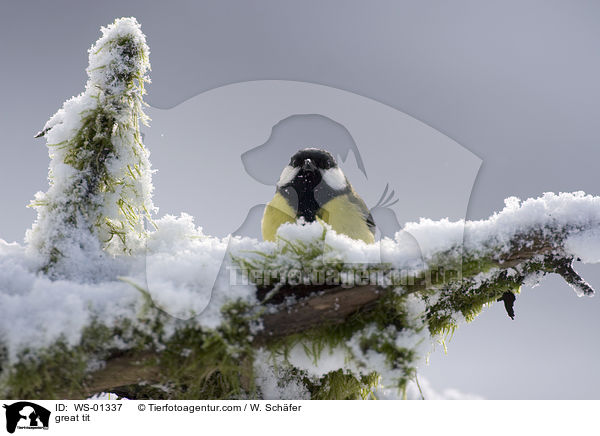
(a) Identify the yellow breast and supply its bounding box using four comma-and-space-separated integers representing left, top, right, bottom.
261, 192, 375, 244
261, 192, 296, 242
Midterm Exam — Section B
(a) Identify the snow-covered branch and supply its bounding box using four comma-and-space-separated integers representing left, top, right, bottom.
3, 192, 599, 399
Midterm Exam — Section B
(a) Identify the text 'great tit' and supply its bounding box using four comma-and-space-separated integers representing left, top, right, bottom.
261, 148, 376, 243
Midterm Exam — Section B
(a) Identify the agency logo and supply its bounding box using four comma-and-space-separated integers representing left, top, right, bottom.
3, 402, 50, 434
142, 80, 482, 319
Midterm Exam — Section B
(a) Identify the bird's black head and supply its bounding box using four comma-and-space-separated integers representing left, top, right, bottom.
277, 148, 340, 191
276, 148, 348, 221
290, 148, 338, 171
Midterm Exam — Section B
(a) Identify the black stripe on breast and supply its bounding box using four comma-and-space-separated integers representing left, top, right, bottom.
277, 176, 349, 222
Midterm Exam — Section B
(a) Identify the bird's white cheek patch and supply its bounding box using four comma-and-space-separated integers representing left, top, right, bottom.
322, 168, 347, 191
277, 165, 299, 187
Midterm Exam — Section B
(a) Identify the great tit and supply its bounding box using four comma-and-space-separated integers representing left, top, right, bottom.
262, 148, 376, 243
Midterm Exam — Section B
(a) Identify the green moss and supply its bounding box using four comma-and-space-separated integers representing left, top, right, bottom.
2, 341, 87, 399
257, 287, 421, 398
158, 301, 258, 399
305, 370, 380, 400
426, 269, 524, 336
46, 101, 147, 255
0, 312, 166, 399
0, 323, 116, 399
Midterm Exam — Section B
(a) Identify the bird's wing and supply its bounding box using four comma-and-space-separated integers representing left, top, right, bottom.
318, 187, 376, 243
348, 186, 376, 237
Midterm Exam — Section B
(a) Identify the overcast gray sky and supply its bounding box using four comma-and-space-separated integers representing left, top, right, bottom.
1, 0, 600, 399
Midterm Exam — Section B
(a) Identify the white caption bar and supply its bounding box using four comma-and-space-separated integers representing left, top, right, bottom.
0, 400, 597, 435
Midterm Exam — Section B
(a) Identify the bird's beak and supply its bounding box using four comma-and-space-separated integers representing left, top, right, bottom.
302, 158, 317, 172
